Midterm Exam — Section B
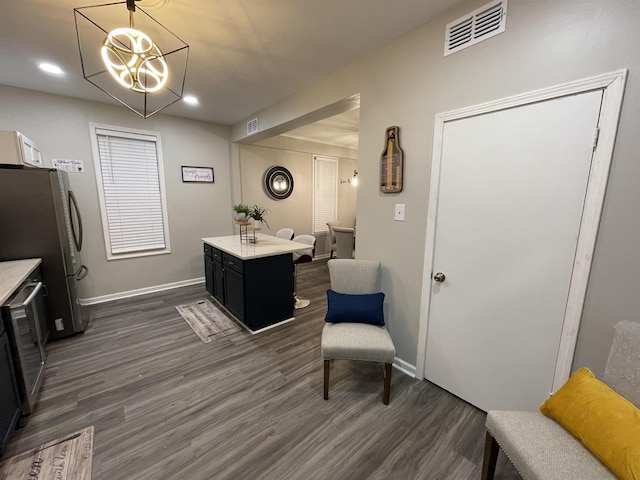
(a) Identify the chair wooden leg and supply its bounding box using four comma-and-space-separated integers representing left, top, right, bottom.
383, 362, 392, 405
481, 431, 499, 480
323, 359, 330, 400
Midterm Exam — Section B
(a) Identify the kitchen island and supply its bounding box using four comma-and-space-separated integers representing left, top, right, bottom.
202, 234, 311, 332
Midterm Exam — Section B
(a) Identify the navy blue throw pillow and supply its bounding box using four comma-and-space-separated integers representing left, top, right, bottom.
325, 289, 385, 326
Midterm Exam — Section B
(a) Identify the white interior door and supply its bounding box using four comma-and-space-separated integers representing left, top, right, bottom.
425, 90, 603, 412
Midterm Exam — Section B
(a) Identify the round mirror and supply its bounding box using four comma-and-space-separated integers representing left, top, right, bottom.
264, 166, 294, 200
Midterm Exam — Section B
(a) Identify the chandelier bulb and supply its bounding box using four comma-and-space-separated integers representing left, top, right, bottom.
102, 27, 168, 93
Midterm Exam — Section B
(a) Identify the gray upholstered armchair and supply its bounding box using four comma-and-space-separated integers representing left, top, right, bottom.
333, 226, 355, 259
321, 259, 396, 404
326, 221, 341, 258
482, 320, 640, 480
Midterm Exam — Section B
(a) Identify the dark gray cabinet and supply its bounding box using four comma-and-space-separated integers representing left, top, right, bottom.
211, 254, 224, 305
223, 265, 244, 320
0, 325, 21, 458
204, 244, 224, 304
204, 253, 213, 295
203, 243, 295, 331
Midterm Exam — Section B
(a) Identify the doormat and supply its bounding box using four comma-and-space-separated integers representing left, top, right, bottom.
0, 426, 94, 480
176, 299, 242, 343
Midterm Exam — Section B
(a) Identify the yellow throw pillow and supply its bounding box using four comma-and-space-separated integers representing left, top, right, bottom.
540, 367, 640, 480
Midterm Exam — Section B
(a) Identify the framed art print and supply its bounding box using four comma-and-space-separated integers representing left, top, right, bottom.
181, 166, 214, 183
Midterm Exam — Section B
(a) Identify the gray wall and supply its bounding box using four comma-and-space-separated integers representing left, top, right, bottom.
0, 85, 233, 300
238, 136, 357, 256
230, 0, 640, 377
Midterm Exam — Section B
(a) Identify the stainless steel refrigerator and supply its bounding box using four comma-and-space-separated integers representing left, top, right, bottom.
0, 166, 88, 340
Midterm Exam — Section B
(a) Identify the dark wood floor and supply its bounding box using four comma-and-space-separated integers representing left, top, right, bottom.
5, 258, 521, 479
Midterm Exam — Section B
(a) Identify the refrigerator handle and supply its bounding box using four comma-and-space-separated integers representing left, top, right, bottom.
76, 265, 89, 281
68, 189, 83, 251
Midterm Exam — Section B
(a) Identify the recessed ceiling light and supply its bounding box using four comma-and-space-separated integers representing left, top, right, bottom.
183, 95, 199, 105
39, 63, 64, 75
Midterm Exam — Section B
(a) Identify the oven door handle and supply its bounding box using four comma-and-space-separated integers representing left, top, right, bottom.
13, 282, 43, 308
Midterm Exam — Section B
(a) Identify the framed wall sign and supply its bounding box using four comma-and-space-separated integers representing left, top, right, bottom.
181, 166, 214, 183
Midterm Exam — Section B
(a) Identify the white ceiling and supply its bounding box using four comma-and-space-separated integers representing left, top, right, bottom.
282, 108, 361, 150
0, 0, 464, 146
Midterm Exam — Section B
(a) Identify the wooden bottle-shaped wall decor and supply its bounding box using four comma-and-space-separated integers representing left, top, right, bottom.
380, 126, 403, 193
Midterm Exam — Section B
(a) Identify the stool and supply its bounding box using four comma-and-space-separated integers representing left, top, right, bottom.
292, 234, 316, 309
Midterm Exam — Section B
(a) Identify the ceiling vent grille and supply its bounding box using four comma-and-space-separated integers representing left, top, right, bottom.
444, 0, 507, 56
247, 118, 258, 136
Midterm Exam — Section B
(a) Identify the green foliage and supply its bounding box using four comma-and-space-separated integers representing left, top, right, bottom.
232, 203, 251, 214
249, 205, 270, 228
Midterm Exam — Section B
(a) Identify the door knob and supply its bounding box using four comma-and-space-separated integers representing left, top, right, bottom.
433, 272, 446, 283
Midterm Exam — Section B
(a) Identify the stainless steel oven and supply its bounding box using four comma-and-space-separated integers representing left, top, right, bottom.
1, 279, 46, 416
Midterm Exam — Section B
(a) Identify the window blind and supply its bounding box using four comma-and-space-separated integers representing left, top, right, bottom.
313, 155, 338, 234
95, 128, 167, 255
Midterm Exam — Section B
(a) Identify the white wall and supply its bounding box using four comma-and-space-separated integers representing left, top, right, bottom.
0, 85, 234, 300
237, 136, 357, 256
230, 0, 640, 377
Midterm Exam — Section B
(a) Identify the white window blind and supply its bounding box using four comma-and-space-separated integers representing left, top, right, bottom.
313, 155, 338, 234
92, 126, 170, 258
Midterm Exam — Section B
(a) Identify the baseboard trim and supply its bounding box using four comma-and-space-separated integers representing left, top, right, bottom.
79, 277, 205, 305
393, 357, 416, 378
80, 277, 419, 379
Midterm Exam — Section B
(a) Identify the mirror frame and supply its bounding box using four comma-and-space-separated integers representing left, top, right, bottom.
264, 165, 294, 200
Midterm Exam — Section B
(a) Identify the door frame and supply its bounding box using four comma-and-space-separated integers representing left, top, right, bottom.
416, 70, 627, 392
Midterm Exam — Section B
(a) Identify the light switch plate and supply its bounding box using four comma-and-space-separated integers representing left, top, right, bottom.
394, 204, 405, 221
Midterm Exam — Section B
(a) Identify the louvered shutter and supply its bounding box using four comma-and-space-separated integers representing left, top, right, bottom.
313, 155, 338, 234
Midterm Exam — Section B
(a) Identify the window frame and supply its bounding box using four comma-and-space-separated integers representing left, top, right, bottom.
89, 123, 171, 260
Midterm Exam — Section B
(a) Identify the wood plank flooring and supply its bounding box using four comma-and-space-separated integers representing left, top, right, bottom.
5, 258, 522, 479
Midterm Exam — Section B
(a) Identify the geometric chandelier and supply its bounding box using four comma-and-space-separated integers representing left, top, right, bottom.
74, 0, 189, 118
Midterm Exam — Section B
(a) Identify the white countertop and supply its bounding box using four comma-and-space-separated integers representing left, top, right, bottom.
0, 258, 42, 305
202, 234, 311, 260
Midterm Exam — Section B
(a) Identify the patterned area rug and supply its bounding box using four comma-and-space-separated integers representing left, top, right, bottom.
0, 426, 94, 480
176, 299, 242, 343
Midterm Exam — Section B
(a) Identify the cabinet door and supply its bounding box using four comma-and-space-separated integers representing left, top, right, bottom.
243, 254, 294, 330
224, 268, 244, 320
212, 260, 224, 304
0, 332, 21, 457
204, 255, 213, 295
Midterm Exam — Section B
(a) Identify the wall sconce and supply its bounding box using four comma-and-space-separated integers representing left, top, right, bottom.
74, 0, 189, 118
340, 170, 359, 186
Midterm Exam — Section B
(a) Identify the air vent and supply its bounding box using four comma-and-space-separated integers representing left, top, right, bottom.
247, 118, 258, 136
444, 0, 507, 56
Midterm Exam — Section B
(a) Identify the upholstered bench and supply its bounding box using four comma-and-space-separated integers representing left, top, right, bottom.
482, 321, 640, 480
484, 411, 617, 479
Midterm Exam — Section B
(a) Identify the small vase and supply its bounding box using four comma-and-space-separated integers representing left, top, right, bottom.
234, 212, 248, 222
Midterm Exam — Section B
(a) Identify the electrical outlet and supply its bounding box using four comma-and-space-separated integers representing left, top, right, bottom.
394, 204, 405, 221
55, 318, 64, 331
